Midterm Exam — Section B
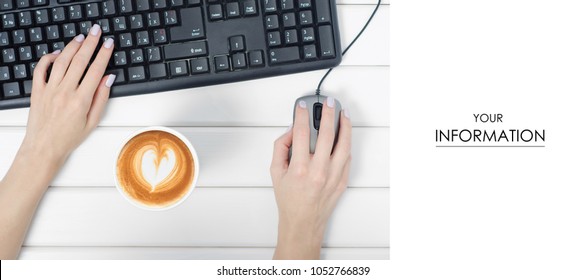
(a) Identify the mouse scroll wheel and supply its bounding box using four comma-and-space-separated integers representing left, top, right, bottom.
313, 103, 323, 130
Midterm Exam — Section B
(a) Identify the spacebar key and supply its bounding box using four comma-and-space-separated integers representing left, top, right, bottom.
269, 47, 300, 64
164, 41, 208, 60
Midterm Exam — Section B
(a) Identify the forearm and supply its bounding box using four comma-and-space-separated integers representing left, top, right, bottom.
0, 143, 62, 259
273, 222, 325, 260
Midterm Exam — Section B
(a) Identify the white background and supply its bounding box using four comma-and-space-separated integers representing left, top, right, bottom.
391, 0, 586, 279
0, 0, 389, 261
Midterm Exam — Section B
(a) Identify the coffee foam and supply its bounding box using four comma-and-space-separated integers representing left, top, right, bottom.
116, 130, 195, 208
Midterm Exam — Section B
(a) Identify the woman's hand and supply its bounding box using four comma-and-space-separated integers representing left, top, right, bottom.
21, 24, 115, 167
271, 97, 352, 260
0, 24, 114, 259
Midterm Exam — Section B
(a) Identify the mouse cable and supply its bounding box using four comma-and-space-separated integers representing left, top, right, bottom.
315, 0, 383, 95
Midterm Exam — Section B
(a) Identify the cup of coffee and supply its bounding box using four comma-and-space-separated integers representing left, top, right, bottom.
114, 127, 199, 210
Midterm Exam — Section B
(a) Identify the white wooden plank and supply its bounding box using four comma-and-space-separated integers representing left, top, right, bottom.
19, 247, 389, 260
24, 188, 389, 247
338, 5, 390, 66
0, 127, 389, 188
0, 67, 389, 127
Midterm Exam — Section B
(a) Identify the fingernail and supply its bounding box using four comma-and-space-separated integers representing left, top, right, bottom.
52, 49, 61, 55
90, 24, 101, 36
74, 34, 85, 43
344, 108, 351, 119
299, 100, 307, 109
327, 96, 335, 108
105, 74, 116, 88
103, 38, 114, 49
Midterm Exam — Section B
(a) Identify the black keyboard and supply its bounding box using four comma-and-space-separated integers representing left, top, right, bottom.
0, 0, 342, 109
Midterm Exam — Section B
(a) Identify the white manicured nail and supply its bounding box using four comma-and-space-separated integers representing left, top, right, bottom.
74, 34, 85, 43
344, 108, 351, 119
105, 74, 116, 88
327, 96, 335, 108
90, 24, 101, 36
52, 49, 61, 54
299, 100, 307, 109
103, 38, 114, 49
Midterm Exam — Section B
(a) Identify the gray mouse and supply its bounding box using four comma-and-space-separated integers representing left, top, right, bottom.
290, 95, 342, 158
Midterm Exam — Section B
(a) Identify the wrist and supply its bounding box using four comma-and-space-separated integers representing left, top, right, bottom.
274, 220, 325, 260
14, 140, 65, 188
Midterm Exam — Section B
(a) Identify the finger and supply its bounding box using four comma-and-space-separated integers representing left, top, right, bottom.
32, 50, 60, 93
290, 100, 310, 165
331, 109, 352, 168
313, 96, 338, 166
47, 34, 86, 86
85, 74, 115, 132
63, 24, 103, 88
270, 126, 293, 180
79, 37, 114, 105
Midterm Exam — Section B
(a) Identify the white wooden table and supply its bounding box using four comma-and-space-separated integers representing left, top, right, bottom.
0, 0, 389, 260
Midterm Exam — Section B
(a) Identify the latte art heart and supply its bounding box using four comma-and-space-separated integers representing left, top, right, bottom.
141, 148, 176, 192
116, 130, 196, 208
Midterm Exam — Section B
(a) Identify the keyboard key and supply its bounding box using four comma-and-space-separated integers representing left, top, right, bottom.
318, 25, 335, 58
0, 32, 9, 46
45, 25, 59, 40
229, 36, 245, 52
264, 0, 277, 13
243, 0, 257, 16
96, 19, 110, 34
51, 41, 64, 52
299, 10, 313, 25
164, 41, 207, 60
315, 0, 332, 23
226, 2, 240, 18
130, 15, 144, 29
170, 0, 184, 7
35, 44, 48, 57
269, 47, 300, 64
119, 0, 133, 14
107, 69, 126, 85
280, 0, 293, 11
113, 51, 127, 66
34, 9, 48, 24
130, 49, 144, 64
209, 4, 222, 20
214, 55, 230, 72
128, 66, 146, 82
85, 3, 100, 18
29, 27, 43, 41
284, 29, 297, 45
136, 31, 150, 46
2, 48, 16, 63
136, 0, 150, 11
2, 13, 16, 29
265, 15, 278, 30
169, 61, 189, 77
32, 0, 47, 6
18, 46, 32, 61
1, 1, 14, 11
303, 45, 317, 60
187, 0, 201, 6
267, 31, 280, 47
248, 50, 264, 67
16, 0, 29, 8
102, 0, 116, 16
62, 23, 76, 38
149, 63, 167, 79
113, 17, 127, 32
148, 12, 161, 27
232, 53, 247, 69
23, 80, 32, 96
190, 58, 209, 74
69, 5, 82, 20
146, 47, 161, 62
78, 21, 92, 35
283, 13, 296, 28
153, 0, 167, 10
164, 10, 178, 25
18, 11, 32, 27
153, 29, 167, 44
51, 7, 65, 22
0, 66, 10, 81
301, 27, 314, 43
119, 33, 133, 48
298, 0, 311, 9
13, 64, 27, 79
3, 82, 21, 98
171, 7, 205, 42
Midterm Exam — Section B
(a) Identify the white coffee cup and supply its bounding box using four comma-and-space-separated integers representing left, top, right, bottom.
114, 126, 199, 211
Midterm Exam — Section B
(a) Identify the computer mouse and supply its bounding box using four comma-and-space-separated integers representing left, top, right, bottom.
290, 95, 342, 157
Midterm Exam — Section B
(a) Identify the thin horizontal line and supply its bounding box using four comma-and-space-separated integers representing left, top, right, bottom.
436, 145, 545, 148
